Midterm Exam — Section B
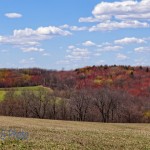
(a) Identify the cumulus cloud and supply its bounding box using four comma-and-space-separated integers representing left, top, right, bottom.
5, 13, 22, 18
117, 53, 129, 60
70, 26, 88, 31
134, 47, 150, 52
60, 24, 87, 31
114, 37, 146, 44
21, 47, 44, 52
89, 20, 149, 31
79, 0, 150, 31
98, 45, 123, 52
0, 26, 71, 52
59, 24, 70, 29
68, 45, 75, 49
92, 0, 150, 21
43, 53, 50, 56
66, 47, 90, 61
13, 26, 71, 37
79, 17, 101, 23
82, 41, 96, 46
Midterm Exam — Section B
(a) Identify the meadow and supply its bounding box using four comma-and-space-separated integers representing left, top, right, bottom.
0, 86, 52, 101
0, 116, 150, 150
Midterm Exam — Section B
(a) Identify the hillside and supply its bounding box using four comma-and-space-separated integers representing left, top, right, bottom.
0, 66, 150, 123
0, 116, 150, 150
0, 66, 149, 97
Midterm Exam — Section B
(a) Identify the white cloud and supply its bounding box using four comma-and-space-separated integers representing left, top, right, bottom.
98, 45, 123, 52
82, 41, 96, 46
82, 41, 111, 48
79, 0, 150, 31
13, 26, 71, 37
92, 0, 150, 21
89, 20, 149, 31
59, 24, 70, 29
5, 13, 22, 18
21, 47, 44, 52
98, 42, 112, 47
0, 26, 71, 52
68, 45, 75, 49
134, 47, 150, 52
70, 26, 87, 31
114, 37, 146, 44
66, 47, 90, 61
43, 53, 50, 56
60, 24, 87, 31
117, 53, 128, 60
79, 17, 101, 23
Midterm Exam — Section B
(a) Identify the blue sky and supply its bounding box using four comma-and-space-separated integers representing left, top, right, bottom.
0, 0, 150, 70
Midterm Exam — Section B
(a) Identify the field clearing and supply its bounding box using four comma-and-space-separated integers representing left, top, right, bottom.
0, 86, 52, 101
0, 91, 5, 102
0, 116, 150, 150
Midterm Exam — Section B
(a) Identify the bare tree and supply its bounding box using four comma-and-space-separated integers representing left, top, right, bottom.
28, 88, 51, 119
93, 88, 118, 122
2, 90, 16, 116
19, 91, 32, 117
70, 89, 91, 121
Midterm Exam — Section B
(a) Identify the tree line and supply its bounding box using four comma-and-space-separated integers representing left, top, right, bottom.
0, 87, 149, 123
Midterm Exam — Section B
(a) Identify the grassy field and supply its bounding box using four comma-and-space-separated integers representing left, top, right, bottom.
0, 86, 52, 101
0, 116, 149, 150
0, 91, 6, 102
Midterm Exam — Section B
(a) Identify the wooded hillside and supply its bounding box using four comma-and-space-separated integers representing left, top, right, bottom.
0, 65, 150, 123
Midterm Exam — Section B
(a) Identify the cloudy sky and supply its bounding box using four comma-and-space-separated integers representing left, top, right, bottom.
0, 0, 150, 69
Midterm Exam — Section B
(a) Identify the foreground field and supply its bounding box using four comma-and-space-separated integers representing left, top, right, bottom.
0, 116, 150, 150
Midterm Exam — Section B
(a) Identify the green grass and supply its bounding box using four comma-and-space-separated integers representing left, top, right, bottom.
0, 86, 52, 101
0, 91, 6, 102
0, 116, 150, 150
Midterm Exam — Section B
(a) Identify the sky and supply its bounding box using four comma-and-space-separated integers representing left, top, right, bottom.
0, 0, 150, 70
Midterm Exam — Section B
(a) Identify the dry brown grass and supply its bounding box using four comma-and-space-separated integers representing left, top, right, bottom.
0, 116, 150, 150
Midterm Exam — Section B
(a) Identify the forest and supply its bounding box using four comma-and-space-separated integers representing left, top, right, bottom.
0, 65, 150, 123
